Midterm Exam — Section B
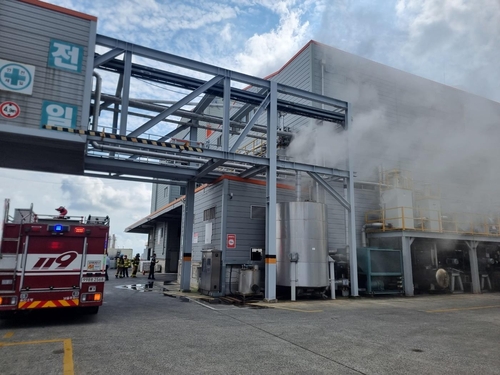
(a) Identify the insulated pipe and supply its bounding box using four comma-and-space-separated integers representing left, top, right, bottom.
328, 256, 336, 300
92, 72, 102, 131
361, 223, 384, 247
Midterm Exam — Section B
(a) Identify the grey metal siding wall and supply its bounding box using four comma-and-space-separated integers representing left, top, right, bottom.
271, 44, 312, 133
191, 183, 223, 262
225, 180, 296, 263
310, 43, 500, 179
0, 0, 92, 129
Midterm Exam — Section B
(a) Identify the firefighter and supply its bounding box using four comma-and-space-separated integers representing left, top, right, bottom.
148, 252, 159, 280
123, 255, 131, 278
131, 254, 140, 278
115, 255, 124, 278
55, 206, 68, 218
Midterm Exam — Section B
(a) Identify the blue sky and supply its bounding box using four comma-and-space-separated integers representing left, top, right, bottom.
1, 0, 499, 252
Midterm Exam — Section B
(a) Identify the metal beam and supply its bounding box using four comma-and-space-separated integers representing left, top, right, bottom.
265, 80, 278, 302
239, 165, 267, 179
465, 240, 481, 294
222, 77, 231, 151
230, 94, 270, 153
180, 180, 195, 291
128, 75, 224, 137
402, 236, 415, 296
119, 51, 132, 134
96, 34, 270, 89
86, 134, 350, 177
94, 48, 124, 68
84, 173, 187, 186
194, 159, 225, 180
84, 157, 220, 182
307, 172, 350, 210
346, 103, 358, 297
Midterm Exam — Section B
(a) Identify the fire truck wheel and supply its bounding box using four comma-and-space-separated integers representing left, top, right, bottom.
82, 306, 99, 315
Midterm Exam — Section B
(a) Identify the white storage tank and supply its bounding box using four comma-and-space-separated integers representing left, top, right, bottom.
276, 201, 329, 288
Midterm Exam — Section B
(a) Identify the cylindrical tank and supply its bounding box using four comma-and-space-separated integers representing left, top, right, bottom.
276, 201, 329, 288
238, 265, 261, 295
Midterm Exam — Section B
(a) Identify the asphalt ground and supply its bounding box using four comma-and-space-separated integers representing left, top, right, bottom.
1, 273, 500, 375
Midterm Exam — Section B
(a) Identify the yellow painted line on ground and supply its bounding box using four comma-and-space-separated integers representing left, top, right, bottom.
426, 305, 500, 313
63, 339, 74, 375
0, 338, 74, 375
2, 332, 14, 339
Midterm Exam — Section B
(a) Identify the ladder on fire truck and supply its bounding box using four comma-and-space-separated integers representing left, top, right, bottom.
0, 199, 26, 293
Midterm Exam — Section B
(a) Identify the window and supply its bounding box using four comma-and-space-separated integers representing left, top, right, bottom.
179, 186, 186, 196
250, 205, 266, 220
251, 248, 263, 261
203, 207, 216, 221
216, 135, 222, 147
163, 186, 169, 198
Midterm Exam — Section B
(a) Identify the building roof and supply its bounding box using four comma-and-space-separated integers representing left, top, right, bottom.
20, 0, 97, 21
125, 175, 293, 233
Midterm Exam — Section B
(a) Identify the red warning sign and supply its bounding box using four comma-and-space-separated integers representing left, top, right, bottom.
227, 234, 236, 249
0, 101, 21, 119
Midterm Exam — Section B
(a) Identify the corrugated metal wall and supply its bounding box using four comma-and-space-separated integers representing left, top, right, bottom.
0, 0, 93, 129
190, 183, 223, 262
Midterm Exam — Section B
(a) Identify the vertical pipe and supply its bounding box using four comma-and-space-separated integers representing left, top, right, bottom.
290, 261, 296, 301
329, 257, 336, 300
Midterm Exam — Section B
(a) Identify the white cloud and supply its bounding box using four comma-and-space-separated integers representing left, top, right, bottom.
0, 169, 150, 252
234, 8, 310, 76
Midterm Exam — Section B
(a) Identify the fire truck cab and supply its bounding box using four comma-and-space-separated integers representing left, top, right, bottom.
0, 199, 109, 317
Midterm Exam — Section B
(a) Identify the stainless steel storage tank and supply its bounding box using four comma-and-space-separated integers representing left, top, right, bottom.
276, 201, 329, 288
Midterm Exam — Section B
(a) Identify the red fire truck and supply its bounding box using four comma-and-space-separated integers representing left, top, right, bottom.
0, 199, 109, 317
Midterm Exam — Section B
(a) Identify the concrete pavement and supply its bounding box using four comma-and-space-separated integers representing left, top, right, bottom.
1, 273, 500, 374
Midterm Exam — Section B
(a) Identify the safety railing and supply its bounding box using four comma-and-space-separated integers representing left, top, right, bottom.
365, 207, 500, 236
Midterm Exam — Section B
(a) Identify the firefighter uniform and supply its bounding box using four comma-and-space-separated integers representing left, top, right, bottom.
131, 254, 140, 277
115, 256, 124, 278
123, 256, 131, 278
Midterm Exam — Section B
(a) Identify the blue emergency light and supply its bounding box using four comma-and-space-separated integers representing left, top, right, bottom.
48, 224, 69, 233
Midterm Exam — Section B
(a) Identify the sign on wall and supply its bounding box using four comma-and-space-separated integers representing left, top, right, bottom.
47, 39, 84, 73
0, 59, 35, 95
40, 100, 78, 128
0, 101, 21, 119
227, 234, 236, 249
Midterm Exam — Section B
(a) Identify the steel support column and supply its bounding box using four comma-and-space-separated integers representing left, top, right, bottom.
346, 103, 359, 297
222, 77, 231, 151
465, 240, 481, 294
180, 180, 195, 291
220, 179, 229, 295
265, 81, 278, 302
119, 51, 132, 134
402, 236, 415, 296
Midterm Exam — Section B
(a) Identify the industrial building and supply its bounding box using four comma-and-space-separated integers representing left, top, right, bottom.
127, 41, 500, 299
2, 0, 500, 302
